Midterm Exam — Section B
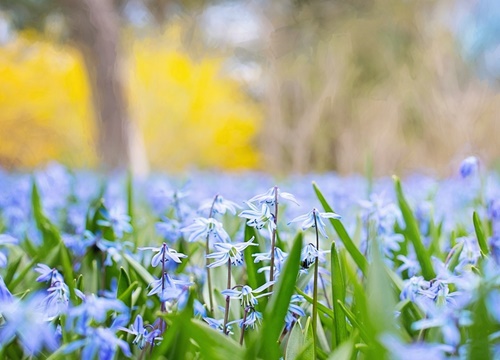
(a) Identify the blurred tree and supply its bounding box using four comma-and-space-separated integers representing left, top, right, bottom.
458, 0, 500, 83
0, 0, 131, 169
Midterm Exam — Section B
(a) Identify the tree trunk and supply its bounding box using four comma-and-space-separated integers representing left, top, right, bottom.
60, 0, 130, 169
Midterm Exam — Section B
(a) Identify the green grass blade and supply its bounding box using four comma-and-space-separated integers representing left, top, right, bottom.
295, 287, 334, 319
393, 176, 436, 280
256, 231, 303, 360
473, 211, 489, 256
331, 241, 348, 347
336, 301, 369, 344
312, 182, 368, 274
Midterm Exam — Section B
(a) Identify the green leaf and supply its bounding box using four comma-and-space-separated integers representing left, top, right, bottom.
336, 301, 369, 344
296, 318, 315, 360
473, 211, 489, 256
256, 231, 303, 360
285, 321, 305, 360
4, 254, 23, 286
243, 225, 266, 290
117, 267, 133, 307
331, 241, 348, 347
59, 242, 76, 301
393, 176, 435, 280
32, 179, 61, 248
326, 338, 354, 360
469, 287, 494, 359
312, 182, 368, 274
8, 256, 38, 291
152, 289, 196, 359
123, 253, 154, 286
189, 319, 245, 360
446, 241, 464, 273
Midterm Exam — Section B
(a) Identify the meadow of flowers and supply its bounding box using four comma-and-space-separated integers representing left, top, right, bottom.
0, 157, 499, 359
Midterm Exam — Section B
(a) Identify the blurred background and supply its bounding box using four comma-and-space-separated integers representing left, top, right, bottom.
0, 0, 499, 176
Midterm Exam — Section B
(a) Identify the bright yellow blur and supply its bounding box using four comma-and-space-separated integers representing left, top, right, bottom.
0, 26, 262, 171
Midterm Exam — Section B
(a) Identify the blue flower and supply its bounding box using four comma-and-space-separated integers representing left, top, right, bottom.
284, 295, 306, 330
288, 208, 341, 238
65, 326, 132, 360
147, 273, 192, 302
206, 237, 257, 268
39, 280, 70, 321
239, 202, 276, 238
204, 317, 233, 334
0, 275, 13, 303
67, 295, 129, 334
155, 218, 182, 242
0, 234, 18, 268
252, 247, 288, 277
0, 293, 59, 356
97, 206, 133, 238
248, 187, 299, 207
198, 195, 241, 216
181, 217, 230, 243
459, 156, 479, 178
221, 282, 274, 310
97, 238, 134, 267
139, 243, 187, 267
119, 314, 161, 350
35, 263, 64, 284
238, 308, 263, 329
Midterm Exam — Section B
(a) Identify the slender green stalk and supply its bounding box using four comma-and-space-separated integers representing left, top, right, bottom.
319, 273, 331, 309
312, 210, 320, 356
205, 195, 219, 314
240, 308, 249, 345
269, 186, 279, 291
223, 259, 232, 335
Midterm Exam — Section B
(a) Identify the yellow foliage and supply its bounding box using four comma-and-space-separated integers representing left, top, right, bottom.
128, 25, 261, 170
0, 26, 262, 171
0, 33, 96, 169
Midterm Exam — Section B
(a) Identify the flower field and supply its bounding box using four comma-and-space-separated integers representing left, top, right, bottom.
0, 158, 499, 359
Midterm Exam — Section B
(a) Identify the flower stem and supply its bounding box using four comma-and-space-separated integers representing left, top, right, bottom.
312, 210, 319, 356
223, 259, 232, 335
159, 243, 168, 333
205, 194, 219, 315
269, 186, 279, 290
240, 307, 249, 345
